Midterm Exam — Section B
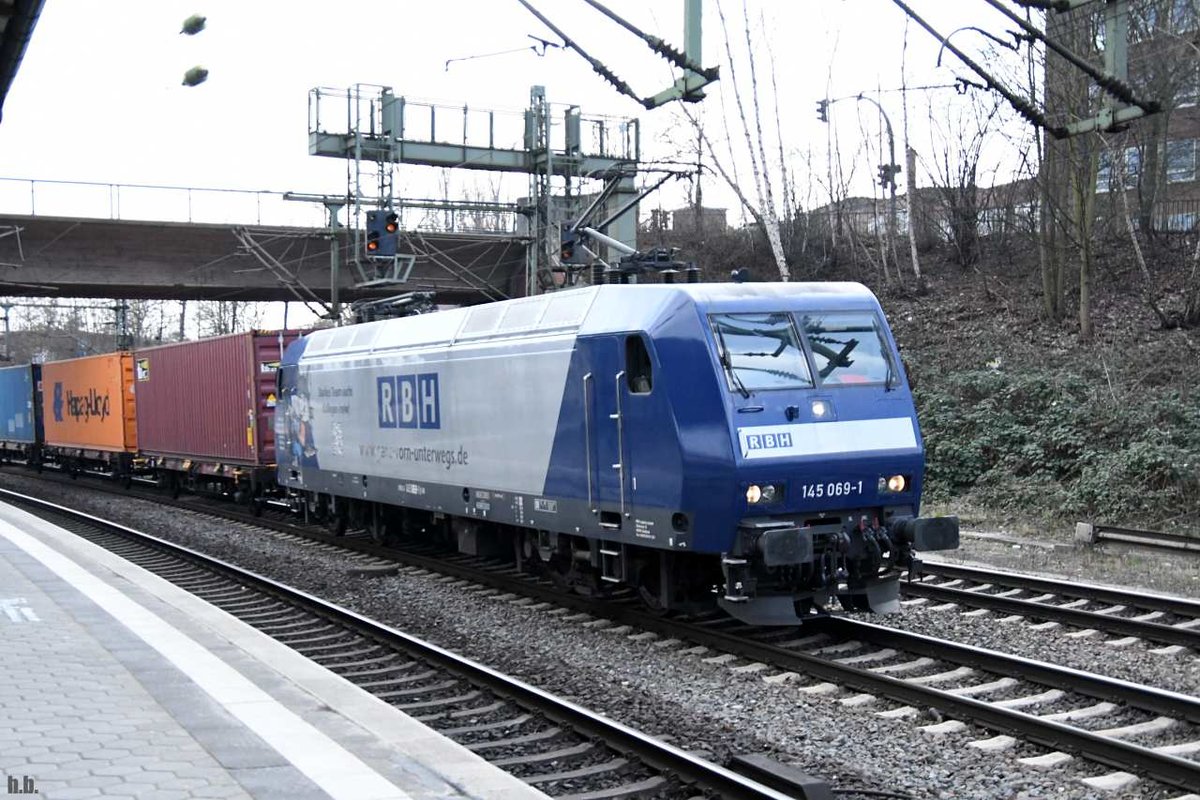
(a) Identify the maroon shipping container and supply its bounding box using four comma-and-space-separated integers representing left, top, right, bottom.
134, 331, 299, 466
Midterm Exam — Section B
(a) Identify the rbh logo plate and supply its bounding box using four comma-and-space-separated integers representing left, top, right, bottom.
377, 373, 441, 429
745, 431, 793, 450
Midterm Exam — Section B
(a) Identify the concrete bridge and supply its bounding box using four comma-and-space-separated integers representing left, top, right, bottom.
0, 180, 529, 308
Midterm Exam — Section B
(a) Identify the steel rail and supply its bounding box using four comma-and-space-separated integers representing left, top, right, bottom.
0, 488, 799, 800
642, 614, 1200, 793
812, 618, 1200, 724
916, 560, 1200, 618
901, 580, 1200, 650
1090, 525, 1200, 553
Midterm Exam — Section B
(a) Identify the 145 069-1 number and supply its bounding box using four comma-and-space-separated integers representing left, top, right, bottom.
801, 480, 863, 499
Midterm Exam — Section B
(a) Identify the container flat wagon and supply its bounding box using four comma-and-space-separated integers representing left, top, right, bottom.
40, 352, 138, 479
134, 330, 298, 503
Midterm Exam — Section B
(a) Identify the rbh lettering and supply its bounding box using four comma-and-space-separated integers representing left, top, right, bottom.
377, 373, 441, 430
745, 431, 793, 450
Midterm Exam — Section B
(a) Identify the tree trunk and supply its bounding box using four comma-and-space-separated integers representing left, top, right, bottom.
1078, 229, 1092, 340
905, 145, 923, 290
1138, 114, 1164, 234
1075, 144, 1097, 341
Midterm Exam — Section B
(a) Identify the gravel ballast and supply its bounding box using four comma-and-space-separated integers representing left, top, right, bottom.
3, 472, 1195, 800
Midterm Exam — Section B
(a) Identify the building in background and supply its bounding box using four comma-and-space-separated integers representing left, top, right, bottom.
1078, 0, 1200, 232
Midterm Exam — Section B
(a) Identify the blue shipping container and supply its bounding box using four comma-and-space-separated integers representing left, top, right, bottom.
0, 364, 41, 444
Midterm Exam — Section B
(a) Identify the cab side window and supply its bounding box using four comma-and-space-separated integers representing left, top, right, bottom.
625, 336, 653, 394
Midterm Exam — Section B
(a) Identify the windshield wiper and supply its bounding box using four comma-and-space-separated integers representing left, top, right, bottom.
714, 325, 751, 399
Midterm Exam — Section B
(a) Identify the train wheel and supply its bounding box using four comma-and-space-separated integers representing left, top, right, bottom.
397, 509, 423, 542
636, 559, 668, 614
516, 531, 546, 575
547, 551, 607, 598
305, 493, 328, 523
327, 499, 348, 536
368, 505, 390, 545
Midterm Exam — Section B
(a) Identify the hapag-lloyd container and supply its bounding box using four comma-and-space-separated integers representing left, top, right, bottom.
133, 330, 299, 466
40, 353, 137, 452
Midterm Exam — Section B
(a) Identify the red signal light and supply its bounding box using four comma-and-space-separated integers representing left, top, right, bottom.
385, 213, 399, 234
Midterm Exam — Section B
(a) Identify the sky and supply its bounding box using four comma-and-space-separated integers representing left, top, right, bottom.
0, 0, 1031, 329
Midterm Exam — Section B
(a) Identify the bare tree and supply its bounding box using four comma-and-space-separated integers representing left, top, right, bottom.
679, 0, 789, 280
920, 91, 1005, 269
1040, 5, 1102, 336
901, 19, 924, 289
196, 301, 264, 337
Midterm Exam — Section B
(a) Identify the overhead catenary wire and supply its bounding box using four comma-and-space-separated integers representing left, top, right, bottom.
980, 0, 1158, 114
515, 0, 653, 109
889, 0, 1069, 137
443, 35, 560, 72
1012, 0, 1074, 11
578, 0, 718, 80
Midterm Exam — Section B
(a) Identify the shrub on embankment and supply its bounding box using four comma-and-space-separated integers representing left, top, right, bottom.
914, 368, 1200, 529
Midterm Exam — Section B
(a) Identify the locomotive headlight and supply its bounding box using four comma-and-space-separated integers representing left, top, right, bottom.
879, 474, 909, 493
746, 483, 784, 504
811, 399, 828, 418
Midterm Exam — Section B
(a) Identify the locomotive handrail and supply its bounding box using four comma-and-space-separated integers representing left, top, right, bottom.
613, 370, 627, 519
583, 372, 595, 513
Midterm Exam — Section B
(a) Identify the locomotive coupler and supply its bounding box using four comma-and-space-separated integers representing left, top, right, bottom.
720, 556, 752, 603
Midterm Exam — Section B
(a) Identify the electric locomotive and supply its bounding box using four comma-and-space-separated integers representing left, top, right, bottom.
275, 283, 958, 624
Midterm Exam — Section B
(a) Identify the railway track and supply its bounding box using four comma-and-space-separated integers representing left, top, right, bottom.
251, 521, 1200, 794
1076, 523, 1200, 554
2, 488, 807, 800
904, 560, 1200, 651
9, 471, 1200, 795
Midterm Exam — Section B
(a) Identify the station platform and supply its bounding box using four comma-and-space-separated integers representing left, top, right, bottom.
0, 501, 549, 800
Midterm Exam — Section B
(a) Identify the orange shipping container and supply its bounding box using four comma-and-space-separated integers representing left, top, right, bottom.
40, 353, 137, 452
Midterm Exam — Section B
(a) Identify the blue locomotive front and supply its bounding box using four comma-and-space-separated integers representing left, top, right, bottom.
276, 283, 957, 624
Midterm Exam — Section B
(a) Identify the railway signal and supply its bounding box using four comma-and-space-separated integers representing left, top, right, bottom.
366, 209, 399, 257
877, 163, 901, 189
560, 228, 583, 265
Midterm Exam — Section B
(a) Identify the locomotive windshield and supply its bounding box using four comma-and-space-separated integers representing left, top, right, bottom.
800, 312, 895, 386
710, 313, 814, 391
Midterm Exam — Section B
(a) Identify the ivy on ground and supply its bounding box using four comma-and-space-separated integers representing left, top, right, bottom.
915, 370, 1200, 525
